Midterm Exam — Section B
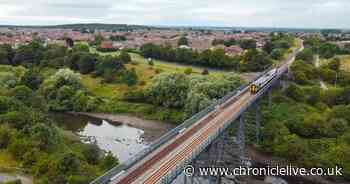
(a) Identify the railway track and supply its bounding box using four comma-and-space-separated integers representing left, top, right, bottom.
143, 92, 252, 184
113, 89, 249, 184
112, 43, 303, 184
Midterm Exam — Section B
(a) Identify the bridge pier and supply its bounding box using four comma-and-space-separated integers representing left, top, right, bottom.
238, 114, 245, 163
255, 101, 261, 144
268, 89, 272, 108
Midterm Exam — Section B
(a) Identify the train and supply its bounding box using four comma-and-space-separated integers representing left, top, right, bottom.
250, 68, 279, 94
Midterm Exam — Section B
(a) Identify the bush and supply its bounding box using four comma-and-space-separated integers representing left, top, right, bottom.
202, 69, 209, 75
119, 50, 131, 63
96, 47, 118, 53
285, 83, 305, 102
296, 48, 314, 63
4, 179, 22, 184
56, 152, 80, 175
184, 68, 192, 75
76, 53, 96, 74
270, 49, 284, 60
146, 73, 190, 108
117, 69, 138, 86
99, 152, 118, 170
0, 124, 11, 149
82, 144, 100, 165
148, 59, 154, 66
21, 68, 42, 90
8, 138, 31, 160
30, 123, 59, 151
123, 91, 146, 103
11, 85, 33, 105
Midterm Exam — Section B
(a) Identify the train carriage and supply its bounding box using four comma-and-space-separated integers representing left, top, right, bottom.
250, 68, 278, 94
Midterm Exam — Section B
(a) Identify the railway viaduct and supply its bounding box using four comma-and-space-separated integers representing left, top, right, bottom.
90, 43, 304, 184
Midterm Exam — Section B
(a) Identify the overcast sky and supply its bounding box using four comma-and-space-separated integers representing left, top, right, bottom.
0, 0, 349, 28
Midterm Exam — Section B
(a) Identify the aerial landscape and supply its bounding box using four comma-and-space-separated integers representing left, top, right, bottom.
0, 1, 350, 184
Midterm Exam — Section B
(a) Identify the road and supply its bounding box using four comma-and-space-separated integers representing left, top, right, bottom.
111, 44, 303, 184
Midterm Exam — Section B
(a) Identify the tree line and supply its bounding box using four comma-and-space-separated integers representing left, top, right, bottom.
0, 41, 136, 86
140, 33, 295, 72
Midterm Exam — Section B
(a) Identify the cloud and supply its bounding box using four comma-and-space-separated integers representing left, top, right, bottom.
0, 0, 349, 28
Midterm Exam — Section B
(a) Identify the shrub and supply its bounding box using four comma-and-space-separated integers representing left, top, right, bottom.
184, 68, 193, 75
0, 124, 11, 149
202, 69, 209, 75
119, 50, 131, 63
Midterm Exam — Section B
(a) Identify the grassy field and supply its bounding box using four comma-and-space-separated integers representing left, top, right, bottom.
80, 53, 225, 99
80, 74, 134, 99
340, 55, 350, 71
76, 42, 232, 100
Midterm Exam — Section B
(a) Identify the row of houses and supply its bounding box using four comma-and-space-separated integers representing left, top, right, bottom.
0, 28, 267, 56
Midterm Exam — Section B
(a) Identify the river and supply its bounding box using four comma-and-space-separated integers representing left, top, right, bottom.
51, 113, 175, 162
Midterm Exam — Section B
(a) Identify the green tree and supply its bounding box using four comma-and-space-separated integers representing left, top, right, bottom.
328, 58, 341, 72
72, 44, 90, 53
56, 152, 80, 175
147, 73, 190, 108
239, 39, 257, 50
82, 144, 100, 165
117, 69, 138, 86
95, 56, 124, 78
93, 34, 104, 46
241, 49, 272, 72
319, 43, 340, 59
0, 49, 10, 65
285, 83, 305, 102
0, 44, 14, 64
263, 41, 274, 54
270, 49, 284, 60
31, 123, 59, 151
11, 85, 34, 105
330, 105, 350, 122
119, 50, 131, 63
99, 152, 118, 170
21, 68, 43, 90
0, 124, 11, 149
178, 36, 188, 46
76, 53, 96, 74
296, 48, 314, 63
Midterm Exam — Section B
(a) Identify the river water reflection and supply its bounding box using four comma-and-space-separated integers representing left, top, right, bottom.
51, 113, 171, 162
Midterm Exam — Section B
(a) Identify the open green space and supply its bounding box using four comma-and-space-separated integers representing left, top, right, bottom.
340, 55, 350, 71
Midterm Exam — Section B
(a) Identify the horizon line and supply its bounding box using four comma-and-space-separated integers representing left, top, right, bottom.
0, 23, 349, 30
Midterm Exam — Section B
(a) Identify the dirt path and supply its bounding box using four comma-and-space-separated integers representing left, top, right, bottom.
315, 55, 328, 90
